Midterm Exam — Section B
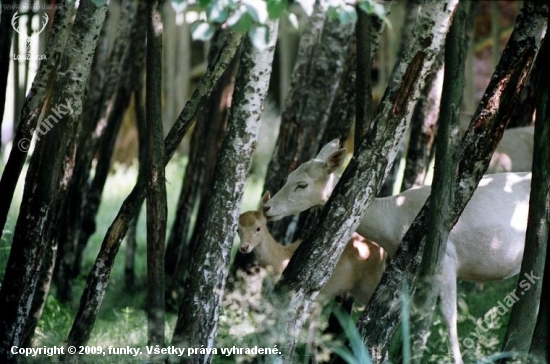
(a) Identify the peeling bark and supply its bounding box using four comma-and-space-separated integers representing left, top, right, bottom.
170, 20, 278, 364
357, 2, 548, 362
0, 1, 108, 361
272, 2, 459, 360
65, 30, 243, 349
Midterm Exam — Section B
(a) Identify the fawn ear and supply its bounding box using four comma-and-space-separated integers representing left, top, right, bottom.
316, 139, 342, 161
259, 191, 271, 209
325, 149, 347, 173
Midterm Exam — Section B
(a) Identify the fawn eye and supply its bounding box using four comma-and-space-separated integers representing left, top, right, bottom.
256, 226, 261, 232
295, 183, 308, 190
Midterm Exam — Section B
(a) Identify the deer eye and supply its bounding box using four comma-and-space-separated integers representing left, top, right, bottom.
256, 226, 261, 232
295, 182, 308, 190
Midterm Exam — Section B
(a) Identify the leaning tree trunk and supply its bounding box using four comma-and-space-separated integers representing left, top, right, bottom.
0, 0, 76, 240
64, 30, 243, 350
71, 2, 147, 284
165, 31, 235, 303
408, 3, 468, 362
263, 2, 354, 244
356, 2, 548, 363
272, 2, 459, 361
0, 1, 108, 361
169, 20, 278, 364
55, 0, 142, 303
145, 0, 166, 348
499, 25, 550, 360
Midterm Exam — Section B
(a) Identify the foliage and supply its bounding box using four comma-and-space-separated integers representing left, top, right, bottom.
170, 0, 386, 48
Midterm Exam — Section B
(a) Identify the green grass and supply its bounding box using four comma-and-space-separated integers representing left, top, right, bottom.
0, 156, 541, 364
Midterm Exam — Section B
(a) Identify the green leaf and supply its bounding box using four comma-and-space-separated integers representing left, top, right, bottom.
248, 25, 270, 50
243, 0, 268, 24
170, 0, 188, 13
230, 12, 253, 34
267, 0, 287, 20
191, 21, 216, 41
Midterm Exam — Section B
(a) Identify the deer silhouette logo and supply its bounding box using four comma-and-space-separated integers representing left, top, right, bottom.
11, 10, 49, 61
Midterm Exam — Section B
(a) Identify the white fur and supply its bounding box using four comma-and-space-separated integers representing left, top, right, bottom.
263, 140, 531, 364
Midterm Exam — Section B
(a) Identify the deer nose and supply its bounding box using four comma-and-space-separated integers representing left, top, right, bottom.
263, 205, 271, 213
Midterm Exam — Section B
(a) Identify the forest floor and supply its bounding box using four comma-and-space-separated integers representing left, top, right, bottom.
0, 157, 523, 363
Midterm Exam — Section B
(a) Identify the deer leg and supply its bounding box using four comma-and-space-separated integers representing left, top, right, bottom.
439, 251, 464, 364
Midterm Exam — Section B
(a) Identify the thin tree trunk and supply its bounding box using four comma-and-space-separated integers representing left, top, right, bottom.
71, 3, 147, 280
357, 2, 548, 363
355, 7, 373, 148
264, 3, 354, 244
125, 71, 148, 294
0, 0, 76, 240
55, 0, 141, 303
500, 27, 550, 359
272, 2, 459, 360
20, 237, 57, 348
409, 3, 468, 362
64, 30, 243, 350
529, 238, 549, 361
0, 0, 17, 147
165, 31, 235, 300
145, 0, 166, 349
170, 20, 278, 364
0, 1, 108, 360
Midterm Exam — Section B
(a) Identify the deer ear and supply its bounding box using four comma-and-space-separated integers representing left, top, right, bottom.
325, 149, 347, 173
316, 139, 342, 161
259, 191, 271, 209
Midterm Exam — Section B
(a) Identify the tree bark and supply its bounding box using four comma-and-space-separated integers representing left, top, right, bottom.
0, 0, 76, 240
272, 2, 459, 361
500, 24, 550, 359
355, 7, 373, 148
356, 2, 548, 363
165, 31, 235, 302
169, 20, 278, 364
145, 0, 166, 349
263, 3, 354, 244
55, 0, 142, 303
0, 1, 108, 361
64, 30, 243, 349
0, 0, 18, 149
409, 3, 468, 361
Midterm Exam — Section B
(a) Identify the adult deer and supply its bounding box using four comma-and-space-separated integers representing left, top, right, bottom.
263, 139, 531, 364
238, 192, 386, 305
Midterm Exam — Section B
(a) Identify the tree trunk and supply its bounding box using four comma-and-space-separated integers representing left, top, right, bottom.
272, 2, 459, 360
355, 7, 373, 148
500, 24, 550, 359
165, 31, 235, 302
263, 3, 354, 244
0, 0, 17, 149
71, 1, 147, 286
145, 0, 166, 349
409, 3, 468, 361
0, 0, 76, 240
356, 2, 547, 363
0, 1, 108, 361
64, 30, 243, 350
55, 0, 142, 303
529, 240, 549, 361
169, 20, 278, 364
